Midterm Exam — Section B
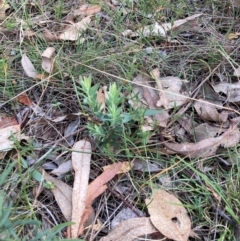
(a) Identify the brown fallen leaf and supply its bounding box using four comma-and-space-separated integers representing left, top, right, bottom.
43, 170, 72, 221
71, 140, 92, 238
0, 116, 18, 128
59, 16, 91, 41
130, 74, 169, 127
73, 4, 101, 16
99, 217, 158, 241
76, 162, 122, 236
21, 53, 37, 78
17, 93, 34, 106
41, 47, 55, 73
145, 189, 191, 241
42, 28, 59, 42
151, 68, 188, 109
194, 98, 228, 122
164, 124, 240, 158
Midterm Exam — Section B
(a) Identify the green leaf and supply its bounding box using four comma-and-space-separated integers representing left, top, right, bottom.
144, 109, 164, 116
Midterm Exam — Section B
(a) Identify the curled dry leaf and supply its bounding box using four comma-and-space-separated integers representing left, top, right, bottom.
71, 140, 92, 238
165, 124, 240, 158
194, 98, 228, 122
145, 189, 191, 241
21, 54, 37, 78
42, 28, 59, 42
212, 82, 240, 102
59, 16, 91, 41
41, 47, 55, 73
43, 170, 72, 221
151, 68, 187, 109
100, 217, 158, 241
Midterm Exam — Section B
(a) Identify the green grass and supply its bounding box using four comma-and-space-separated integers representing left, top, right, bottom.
0, 0, 240, 240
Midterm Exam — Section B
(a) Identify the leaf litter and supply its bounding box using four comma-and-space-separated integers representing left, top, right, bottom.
2, 1, 240, 240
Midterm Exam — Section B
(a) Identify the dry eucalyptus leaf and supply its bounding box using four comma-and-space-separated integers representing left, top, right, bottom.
165, 125, 240, 158
21, 54, 37, 78
128, 13, 202, 37
77, 162, 122, 236
51, 160, 73, 176
0, 125, 29, 158
71, 140, 92, 238
73, 4, 101, 16
100, 217, 158, 241
151, 68, 187, 109
145, 189, 191, 241
59, 16, 91, 41
133, 159, 161, 172
193, 123, 225, 142
43, 170, 72, 221
103, 161, 132, 174
130, 74, 169, 127
194, 98, 228, 122
111, 207, 144, 229
41, 47, 55, 73
212, 82, 240, 102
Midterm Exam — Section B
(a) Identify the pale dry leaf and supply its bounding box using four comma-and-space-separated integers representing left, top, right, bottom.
103, 161, 132, 174
150, 68, 168, 109
42, 28, 59, 42
0, 0, 10, 20
43, 170, 72, 221
133, 159, 161, 172
51, 160, 73, 176
41, 47, 55, 73
164, 125, 240, 158
100, 217, 158, 241
233, 66, 240, 77
111, 207, 144, 229
59, 16, 91, 41
71, 140, 92, 238
129, 13, 202, 38
193, 123, 225, 142
0, 125, 28, 155
97, 87, 106, 111
21, 54, 37, 78
212, 82, 240, 102
151, 69, 187, 109
194, 98, 228, 122
145, 189, 191, 241
73, 4, 101, 16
